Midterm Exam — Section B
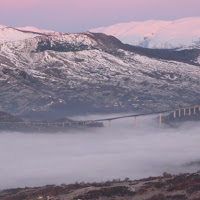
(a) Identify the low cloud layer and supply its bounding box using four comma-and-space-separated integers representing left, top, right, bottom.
0, 115, 200, 190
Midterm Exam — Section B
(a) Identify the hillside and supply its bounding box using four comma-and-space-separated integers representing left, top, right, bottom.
0, 32, 200, 118
0, 111, 23, 122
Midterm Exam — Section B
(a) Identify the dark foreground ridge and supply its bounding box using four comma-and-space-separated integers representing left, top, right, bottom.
1, 171, 200, 200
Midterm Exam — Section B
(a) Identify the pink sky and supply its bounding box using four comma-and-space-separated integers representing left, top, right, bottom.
0, 0, 200, 32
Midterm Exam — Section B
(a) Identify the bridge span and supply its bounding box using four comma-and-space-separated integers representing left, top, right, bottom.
0, 103, 199, 129
89, 103, 200, 127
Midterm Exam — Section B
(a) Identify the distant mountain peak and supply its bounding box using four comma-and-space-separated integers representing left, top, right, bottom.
0, 25, 6, 29
0, 25, 59, 43
16, 26, 58, 35
90, 17, 200, 49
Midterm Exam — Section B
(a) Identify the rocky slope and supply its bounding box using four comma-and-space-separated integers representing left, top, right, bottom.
1, 172, 200, 200
0, 32, 200, 119
90, 17, 200, 49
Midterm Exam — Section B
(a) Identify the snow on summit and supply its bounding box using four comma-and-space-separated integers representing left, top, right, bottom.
0, 27, 41, 43
0, 25, 6, 29
1, 17, 200, 49
0, 25, 58, 43
90, 17, 200, 49
16, 26, 58, 35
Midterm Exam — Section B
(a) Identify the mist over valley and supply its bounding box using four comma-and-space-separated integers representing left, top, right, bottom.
1, 115, 200, 190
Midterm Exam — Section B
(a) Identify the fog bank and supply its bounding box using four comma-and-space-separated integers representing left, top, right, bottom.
1, 115, 200, 190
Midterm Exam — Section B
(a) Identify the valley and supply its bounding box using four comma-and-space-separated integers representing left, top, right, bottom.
1, 17, 200, 199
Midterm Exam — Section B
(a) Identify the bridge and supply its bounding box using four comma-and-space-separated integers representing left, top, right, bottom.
91, 103, 200, 128
0, 103, 199, 130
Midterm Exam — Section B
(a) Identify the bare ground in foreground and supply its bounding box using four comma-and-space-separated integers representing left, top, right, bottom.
1, 171, 200, 200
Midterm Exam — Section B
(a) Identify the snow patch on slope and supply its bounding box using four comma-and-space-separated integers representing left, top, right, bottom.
90, 17, 200, 49
0, 33, 98, 54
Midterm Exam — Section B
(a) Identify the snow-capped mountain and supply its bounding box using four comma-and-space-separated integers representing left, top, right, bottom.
0, 25, 58, 43
0, 32, 200, 118
16, 26, 58, 35
90, 17, 200, 49
0, 25, 6, 29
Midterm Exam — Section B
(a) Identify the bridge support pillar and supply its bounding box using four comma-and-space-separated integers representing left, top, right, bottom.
184, 108, 186, 116
134, 117, 137, 128
173, 111, 176, 118
194, 107, 196, 114
179, 109, 181, 117
159, 113, 162, 125
109, 120, 111, 128
189, 108, 191, 116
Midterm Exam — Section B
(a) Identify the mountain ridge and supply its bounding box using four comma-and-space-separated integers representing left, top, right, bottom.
0, 25, 58, 43
90, 17, 200, 49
